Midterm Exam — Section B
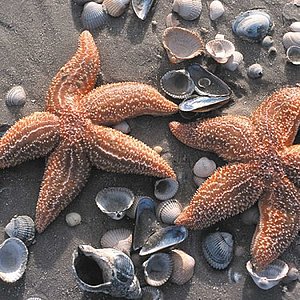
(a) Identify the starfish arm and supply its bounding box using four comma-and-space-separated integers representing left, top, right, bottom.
78, 82, 178, 125
87, 124, 176, 178
35, 142, 91, 233
169, 116, 258, 162
45, 31, 100, 114
0, 112, 59, 169
175, 162, 265, 229
251, 87, 300, 149
251, 177, 300, 271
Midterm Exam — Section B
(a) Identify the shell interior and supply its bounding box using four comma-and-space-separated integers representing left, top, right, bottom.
205, 39, 235, 63
154, 178, 179, 201
287, 46, 300, 65
132, 0, 155, 20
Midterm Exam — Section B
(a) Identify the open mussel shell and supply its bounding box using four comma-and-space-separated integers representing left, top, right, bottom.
5, 215, 35, 245
95, 187, 134, 220
0, 237, 29, 283
202, 232, 234, 270
132, 0, 155, 20
232, 10, 273, 41
287, 46, 300, 65
160, 69, 195, 99
172, 0, 202, 21
156, 199, 183, 224
141, 286, 164, 299
139, 225, 188, 256
81, 2, 108, 30
246, 259, 289, 290
154, 178, 179, 201
72, 246, 141, 298
5, 86, 26, 107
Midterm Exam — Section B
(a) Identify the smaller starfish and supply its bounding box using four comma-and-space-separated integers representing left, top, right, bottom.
170, 87, 300, 271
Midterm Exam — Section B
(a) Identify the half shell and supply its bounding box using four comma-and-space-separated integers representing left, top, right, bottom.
172, 0, 202, 21
81, 2, 108, 30
209, 0, 225, 21
205, 39, 235, 63
283, 32, 300, 49
154, 178, 179, 201
103, 0, 130, 17
287, 46, 300, 65
156, 199, 183, 224
5, 86, 26, 107
132, 0, 155, 20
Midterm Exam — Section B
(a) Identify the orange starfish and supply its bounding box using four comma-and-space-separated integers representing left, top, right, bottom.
170, 86, 300, 271
0, 31, 177, 233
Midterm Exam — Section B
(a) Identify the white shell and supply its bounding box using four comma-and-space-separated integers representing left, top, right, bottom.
205, 39, 235, 63
209, 0, 225, 21
5, 86, 26, 107
81, 2, 108, 30
290, 22, 300, 32
112, 121, 130, 134
193, 157, 216, 178
154, 178, 179, 201
224, 51, 244, 71
283, 32, 300, 49
287, 46, 300, 65
172, 0, 202, 21
156, 199, 183, 224
65, 212, 82, 227
103, 0, 129, 17
247, 63, 263, 79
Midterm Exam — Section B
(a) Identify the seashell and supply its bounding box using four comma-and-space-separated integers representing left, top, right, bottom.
72, 246, 141, 298
156, 199, 183, 224
287, 45, 300, 65
153, 146, 163, 154
81, 2, 108, 30
73, 0, 103, 5
103, 0, 130, 17
113, 120, 131, 133
141, 286, 164, 300
246, 259, 289, 290
215, 33, 225, 40
193, 157, 216, 178
132, 0, 155, 20
154, 178, 179, 201
165, 13, 180, 28
241, 206, 259, 225
162, 27, 204, 64
268, 46, 277, 56
202, 231, 234, 269
143, 253, 173, 286
0, 237, 28, 283
160, 69, 195, 99
0, 123, 11, 137
170, 249, 195, 285
193, 175, 206, 186
5, 86, 26, 107
227, 267, 243, 283
5, 215, 35, 245
261, 35, 274, 48
172, 0, 202, 21
247, 63, 263, 79
205, 39, 235, 63
65, 212, 82, 227
209, 0, 225, 21
140, 225, 188, 256
224, 51, 244, 71
232, 10, 273, 42
100, 228, 132, 256
283, 32, 300, 49
95, 187, 134, 220
290, 22, 300, 32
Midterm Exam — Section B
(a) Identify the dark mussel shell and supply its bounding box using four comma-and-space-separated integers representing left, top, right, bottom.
132, 0, 155, 20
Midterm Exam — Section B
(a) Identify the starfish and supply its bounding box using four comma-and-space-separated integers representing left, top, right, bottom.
169, 86, 300, 271
0, 31, 178, 233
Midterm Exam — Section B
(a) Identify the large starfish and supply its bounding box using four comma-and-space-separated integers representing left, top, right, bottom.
0, 31, 178, 233
170, 86, 300, 271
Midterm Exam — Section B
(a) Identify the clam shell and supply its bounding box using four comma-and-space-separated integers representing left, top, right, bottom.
246, 259, 289, 290
172, 0, 202, 21
154, 178, 179, 201
132, 0, 155, 20
160, 69, 195, 99
0, 237, 28, 283
202, 232, 234, 269
205, 39, 235, 64
5, 86, 26, 107
224, 51, 244, 71
287, 46, 300, 65
193, 157, 216, 178
232, 10, 273, 41
156, 199, 183, 224
162, 27, 204, 64
81, 2, 108, 30
247, 63, 263, 79
5, 215, 35, 245
283, 32, 300, 49
209, 0, 225, 21
100, 228, 132, 256
95, 187, 134, 220
170, 249, 195, 285
65, 212, 82, 227
143, 253, 173, 286
141, 286, 164, 299
290, 22, 300, 32
103, 0, 129, 17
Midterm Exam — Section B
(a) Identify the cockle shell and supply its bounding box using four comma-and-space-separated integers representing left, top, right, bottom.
224, 51, 244, 71
209, 0, 225, 21
132, 0, 155, 20
65, 212, 82, 227
154, 178, 179, 201
81, 2, 108, 30
193, 157, 217, 178
0, 237, 28, 283
141, 286, 164, 299
290, 22, 300, 32
5, 86, 26, 107
205, 39, 235, 63
283, 32, 300, 49
287, 46, 300, 65
247, 63, 263, 79
246, 259, 289, 290
162, 27, 204, 64
103, 0, 129, 17
156, 199, 183, 224
172, 0, 202, 21
170, 249, 195, 285
143, 253, 173, 286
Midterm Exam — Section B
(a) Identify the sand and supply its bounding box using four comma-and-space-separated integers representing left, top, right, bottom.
0, 0, 299, 299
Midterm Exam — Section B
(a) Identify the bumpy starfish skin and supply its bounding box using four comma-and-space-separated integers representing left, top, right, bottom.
0, 31, 177, 233
170, 86, 300, 270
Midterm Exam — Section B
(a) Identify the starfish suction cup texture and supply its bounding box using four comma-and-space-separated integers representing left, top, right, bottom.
170, 86, 300, 271
0, 31, 178, 233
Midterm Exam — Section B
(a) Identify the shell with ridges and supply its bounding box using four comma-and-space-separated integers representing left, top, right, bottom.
156, 199, 183, 224
172, 0, 202, 21
287, 46, 300, 65
209, 0, 225, 21
283, 32, 300, 49
205, 39, 235, 64
103, 0, 129, 17
5, 86, 26, 107
81, 2, 108, 30
141, 286, 164, 299
154, 178, 179, 201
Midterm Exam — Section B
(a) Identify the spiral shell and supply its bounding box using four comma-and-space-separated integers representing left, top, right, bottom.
209, 0, 225, 21
5, 86, 26, 107
193, 157, 216, 178
154, 178, 179, 201
81, 2, 108, 30
205, 39, 235, 64
261, 35, 274, 48
103, 0, 129, 17
172, 0, 202, 21
156, 199, 183, 224
247, 63, 263, 79
283, 32, 300, 49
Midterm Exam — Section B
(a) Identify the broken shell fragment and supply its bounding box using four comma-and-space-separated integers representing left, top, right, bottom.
81, 2, 108, 30
141, 286, 164, 299
65, 212, 82, 227
193, 157, 217, 178
162, 27, 204, 64
156, 199, 183, 224
103, 0, 129, 17
205, 39, 235, 63
246, 259, 289, 290
209, 0, 225, 21
154, 178, 179, 201
165, 12, 180, 27
132, 0, 155, 20
283, 32, 300, 49
287, 45, 300, 65
247, 63, 263, 79
5, 86, 26, 107
224, 51, 244, 71
172, 0, 202, 21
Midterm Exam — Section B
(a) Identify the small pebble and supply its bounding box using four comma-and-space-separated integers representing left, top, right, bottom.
65, 212, 82, 227
193, 157, 216, 178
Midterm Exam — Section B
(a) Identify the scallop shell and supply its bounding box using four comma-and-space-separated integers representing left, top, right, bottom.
141, 286, 164, 300
160, 69, 195, 99
154, 178, 179, 201
162, 27, 204, 64
172, 0, 202, 21
193, 157, 216, 178
170, 249, 195, 285
247, 63, 263, 79
205, 39, 235, 63
5, 86, 26, 107
5, 215, 35, 245
100, 228, 132, 256
143, 253, 173, 286
290, 22, 300, 32
283, 32, 300, 49
246, 259, 289, 290
132, 0, 155, 20
224, 51, 244, 71
65, 212, 82, 227
287, 46, 300, 65
0, 237, 29, 283
156, 199, 183, 224
81, 2, 108, 30
103, 0, 129, 17
209, 0, 225, 21
202, 232, 234, 270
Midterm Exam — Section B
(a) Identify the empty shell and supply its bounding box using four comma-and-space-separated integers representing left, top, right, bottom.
103, 0, 129, 17
224, 51, 244, 71
81, 2, 108, 30
156, 199, 183, 224
193, 157, 217, 178
209, 0, 224, 21
247, 63, 263, 79
132, 0, 155, 20
283, 32, 300, 49
172, 0, 202, 21
287, 46, 300, 65
5, 86, 26, 107
205, 39, 235, 63
154, 178, 179, 201
65, 212, 82, 227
